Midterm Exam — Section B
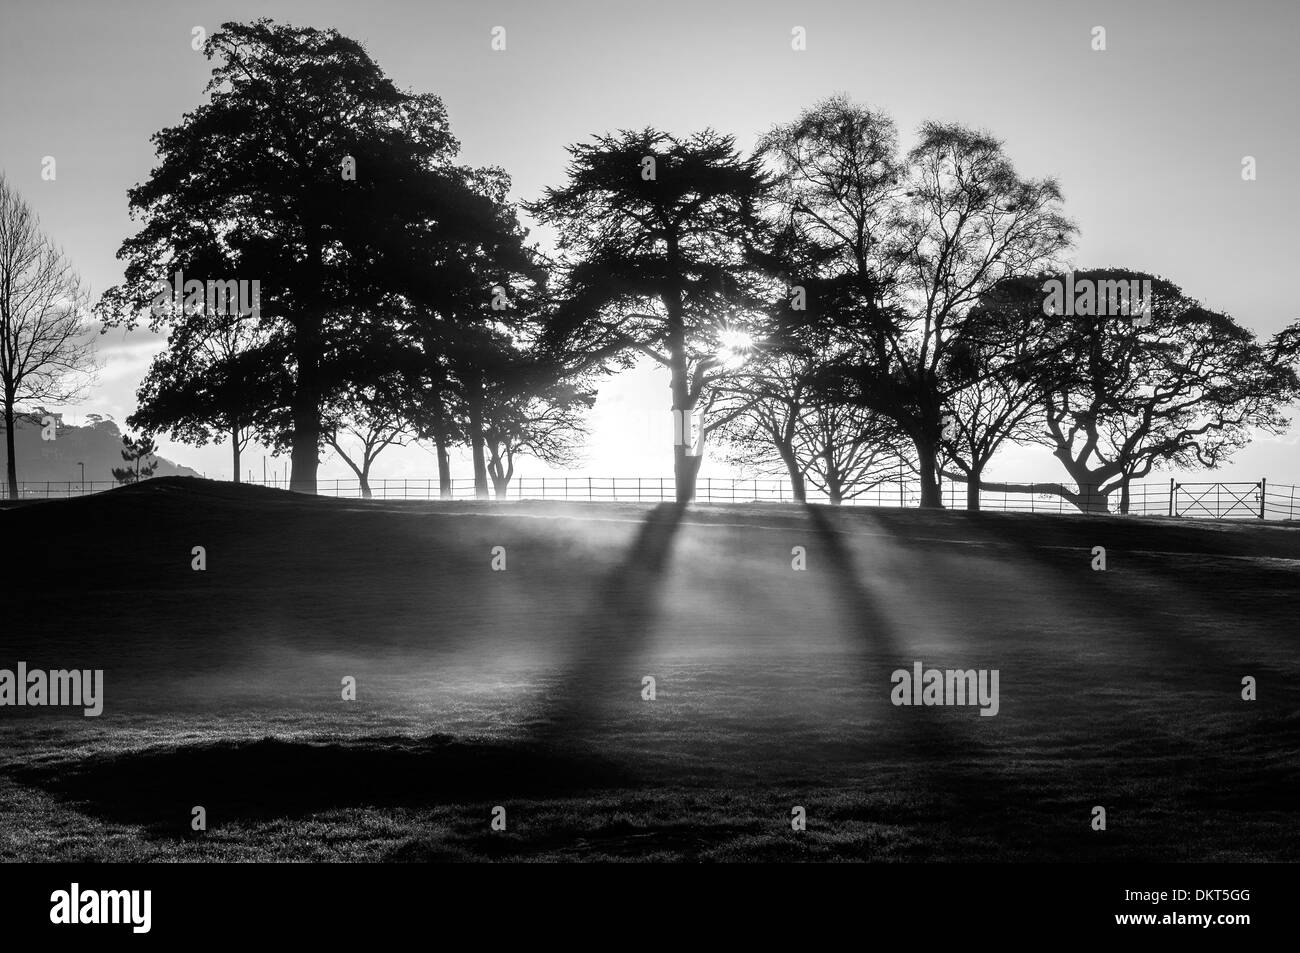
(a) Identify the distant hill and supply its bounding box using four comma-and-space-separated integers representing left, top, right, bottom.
0, 412, 200, 488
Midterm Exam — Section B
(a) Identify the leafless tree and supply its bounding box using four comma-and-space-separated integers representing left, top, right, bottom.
324, 397, 415, 500
0, 174, 98, 498
714, 353, 914, 503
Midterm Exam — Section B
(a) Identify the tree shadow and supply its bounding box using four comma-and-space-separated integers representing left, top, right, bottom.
801, 504, 977, 784
526, 502, 687, 745
942, 510, 1294, 684
859, 506, 1300, 814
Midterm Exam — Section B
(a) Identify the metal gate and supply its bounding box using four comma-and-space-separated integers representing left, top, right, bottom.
1169, 480, 1265, 519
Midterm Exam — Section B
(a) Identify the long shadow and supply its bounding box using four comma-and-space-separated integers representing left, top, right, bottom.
945, 510, 1295, 685
526, 502, 687, 747
861, 507, 1300, 820
8, 733, 635, 836
802, 505, 977, 788
800, 505, 1255, 860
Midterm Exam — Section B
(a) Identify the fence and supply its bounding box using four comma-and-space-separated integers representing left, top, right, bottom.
11, 475, 1295, 520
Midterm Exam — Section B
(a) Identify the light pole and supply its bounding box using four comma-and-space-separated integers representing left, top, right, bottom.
77, 461, 84, 493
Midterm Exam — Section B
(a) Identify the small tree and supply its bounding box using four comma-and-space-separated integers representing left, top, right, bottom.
322, 375, 415, 500
0, 174, 98, 498
129, 308, 284, 483
481, 355, 594, 498
112, 433, 159, 484
937, 277, 1062, 510
714, 354, 913, 504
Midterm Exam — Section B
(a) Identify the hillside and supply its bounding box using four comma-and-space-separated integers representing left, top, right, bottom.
0, 414, 199, 487
1, 478, 1297, 861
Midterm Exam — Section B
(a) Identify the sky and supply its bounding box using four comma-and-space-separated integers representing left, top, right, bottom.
1, 0, 1297, 486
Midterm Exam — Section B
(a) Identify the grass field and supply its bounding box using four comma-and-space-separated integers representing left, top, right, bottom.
1, 477, 1297, 862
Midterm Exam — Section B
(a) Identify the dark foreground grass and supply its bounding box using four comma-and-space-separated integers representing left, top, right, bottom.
1, 477, 1297, 861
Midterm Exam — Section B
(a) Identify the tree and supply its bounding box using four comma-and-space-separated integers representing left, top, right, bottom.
797, 400, 913, 504
480, 352, 594, 498
528, 128, 771, 502
937, 277, 1061, 510
756, 97, 1073, 507
112, 433, 159, 484
129, 308, 285, 483
711, 354, 814, 500
96, 19, 474, 493
406, 346, 465, 500
322, 371, 415, 500
0, 174, 98, 499
714, 353, 913, 504
962, 269, 1300, 513
396, 166, 544, 500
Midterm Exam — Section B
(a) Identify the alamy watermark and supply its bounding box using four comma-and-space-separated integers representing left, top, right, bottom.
891, 661, 1000, 716
1042, 273, 1152, 326
50, 884, 151, 933
0, 662, 103, 716
150, 269, 261, 318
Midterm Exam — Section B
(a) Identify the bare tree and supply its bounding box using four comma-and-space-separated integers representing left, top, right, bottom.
323, 385, 415, 500
714, 353, 914, 504
798, 400, 913, 504
756, 98, 1074, 507
711, 356, 812, 500
484, 391, 592, 498
0, 174, 98, 498
481, 357, 595, 499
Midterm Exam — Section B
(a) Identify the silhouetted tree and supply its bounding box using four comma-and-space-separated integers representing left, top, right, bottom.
936, 277, 1063, 510
714, 353, 913, 503
130, 308, 284, 483
112, 433, 158, 484
956, 269, 1300, 513
96, 19, 488, 494
397, 165, 544, 500
322, 365, 414, 499
528, 128, 770, 502
757, 97, 1073, 507
0, 174, 98, 498
481, 353, 594, 498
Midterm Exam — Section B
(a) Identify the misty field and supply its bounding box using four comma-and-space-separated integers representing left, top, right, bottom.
1, 478, 1297, 862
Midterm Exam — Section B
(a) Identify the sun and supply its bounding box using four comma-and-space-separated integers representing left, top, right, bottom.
716, 328, 757, 369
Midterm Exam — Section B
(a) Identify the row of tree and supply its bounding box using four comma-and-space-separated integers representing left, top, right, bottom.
5, 20, 1297, 508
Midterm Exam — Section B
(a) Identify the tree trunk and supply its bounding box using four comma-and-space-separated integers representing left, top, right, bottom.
466, 375, 489, 500
434, 430, 451, 499
3, 400, 16, 500
913, 435, 943, 508
231, 427, 241, 484
1075, 481, 1109, 513
779, 445, 806, 503
289, 320, 321, 494
674, 446, 702, 503
486, 441, 512, 499
966, 465, 981, 511
1119, 479, 1131, 514
360, 473, 372, 500
665, 237, 699, 504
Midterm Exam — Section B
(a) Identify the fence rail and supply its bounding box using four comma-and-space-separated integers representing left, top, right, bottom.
8, 475, 1297, 520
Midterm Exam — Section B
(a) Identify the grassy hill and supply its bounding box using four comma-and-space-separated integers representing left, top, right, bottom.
1, 477, 1297, 861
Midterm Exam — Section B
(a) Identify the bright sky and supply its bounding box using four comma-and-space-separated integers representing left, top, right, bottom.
1, 0, 1297, 485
